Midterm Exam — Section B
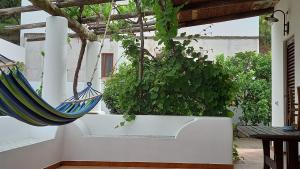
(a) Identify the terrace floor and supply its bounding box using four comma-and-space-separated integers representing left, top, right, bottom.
234, 138, 263, 169
56, 138, 263, 169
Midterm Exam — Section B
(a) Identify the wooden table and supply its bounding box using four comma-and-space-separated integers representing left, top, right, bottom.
238, 126, 300, 169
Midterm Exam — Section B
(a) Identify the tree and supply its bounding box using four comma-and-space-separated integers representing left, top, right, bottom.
0, 0, 21, 44
103, 33, 236, 124
217, 52, 271, 125
259, 15, 271, 53
0, 0, 21, 24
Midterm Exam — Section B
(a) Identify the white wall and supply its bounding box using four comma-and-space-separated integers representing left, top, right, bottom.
20, 0, 49, 46
0, 39, 25, 63
271, 0, 300, 127
63, 116, 232, 164
63, 115, 233, 164
177, 37, 258, 60
0, 115, 233, 168
74, 115, 195, 137
0, 117, 63, 169
178, 17, 259, 37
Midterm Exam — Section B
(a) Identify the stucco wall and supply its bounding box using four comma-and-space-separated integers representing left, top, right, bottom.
0, 115, 233, 169
0, 39, 25, 63
272, 0, 300, 127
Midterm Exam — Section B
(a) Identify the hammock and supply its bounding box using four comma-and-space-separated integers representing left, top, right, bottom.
0, 1, 116, 126
0, 68, 102, 126
0, 40, 108, 127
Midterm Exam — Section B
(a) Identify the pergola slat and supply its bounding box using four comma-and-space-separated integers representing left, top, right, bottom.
0, 0, 114, 17
4, 11, 154, 31
28, 0, 98, 41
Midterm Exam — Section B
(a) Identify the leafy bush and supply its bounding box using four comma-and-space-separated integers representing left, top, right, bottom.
216, 52, 271, 125
103, 35, 236, 120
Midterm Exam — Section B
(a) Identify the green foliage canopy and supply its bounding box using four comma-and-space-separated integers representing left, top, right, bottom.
216, 52, 272, 125
103, 34, 236, 120
259, 16, 271, 53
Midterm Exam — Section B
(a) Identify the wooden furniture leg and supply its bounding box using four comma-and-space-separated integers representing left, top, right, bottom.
286, 141, 299, 169
274, 141, 283, 169
262, 140, 271, 169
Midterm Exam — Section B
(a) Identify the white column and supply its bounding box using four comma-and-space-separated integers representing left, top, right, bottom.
86, 41, 102, 113
42, 16, 68, 107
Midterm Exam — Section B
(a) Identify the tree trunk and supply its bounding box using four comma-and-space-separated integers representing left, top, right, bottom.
134, 0, 144, 82
134, 0, 144, 114
73, 38, 87, 99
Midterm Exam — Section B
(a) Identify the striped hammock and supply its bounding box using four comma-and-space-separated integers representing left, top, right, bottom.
0, 69, 102, 126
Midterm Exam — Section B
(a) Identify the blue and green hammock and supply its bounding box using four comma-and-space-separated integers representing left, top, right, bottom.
0, 56, 102, 126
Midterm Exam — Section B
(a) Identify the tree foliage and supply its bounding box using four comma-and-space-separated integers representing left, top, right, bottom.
99, 0, 237, 124
0, 0, 21, 26
216, 52, 271, 125
259, 16, 271, 53
0, 0, 21, 44
103, 33, 236, 122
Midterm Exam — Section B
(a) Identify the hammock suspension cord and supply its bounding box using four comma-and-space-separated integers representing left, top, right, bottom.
89, 0, 115, 83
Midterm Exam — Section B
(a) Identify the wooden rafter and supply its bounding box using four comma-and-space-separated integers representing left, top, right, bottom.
29, 0, 98, 41
0, 0, 114, 17
175, 0, 273, 11
179, 7, 274, 27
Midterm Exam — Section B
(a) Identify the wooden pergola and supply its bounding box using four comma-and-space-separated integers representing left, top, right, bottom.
0, 0, 278, 42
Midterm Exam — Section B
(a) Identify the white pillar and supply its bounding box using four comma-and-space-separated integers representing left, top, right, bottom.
42, 16, 68, 107
86, 41, 102, 113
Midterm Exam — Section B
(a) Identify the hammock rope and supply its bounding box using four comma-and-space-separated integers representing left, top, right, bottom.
89, 0, 115, 83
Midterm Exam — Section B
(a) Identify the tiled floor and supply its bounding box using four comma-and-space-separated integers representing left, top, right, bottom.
57, 138, 264, 169
234, 138, 264, 169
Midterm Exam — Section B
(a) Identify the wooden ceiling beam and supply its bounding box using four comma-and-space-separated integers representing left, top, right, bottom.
177, 0, 271, 11
179, 7, 274, 27
29, 0, 98, 41
0, 0, 113, 17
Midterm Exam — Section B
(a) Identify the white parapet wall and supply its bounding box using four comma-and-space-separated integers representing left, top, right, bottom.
0, 115, 232, 169
62, 115, 233, 164
0, 117, 63, 169
0, 38, 25, 63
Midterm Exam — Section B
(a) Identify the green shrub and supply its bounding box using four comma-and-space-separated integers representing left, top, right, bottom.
216, 52, 271, 125
103, 36, 236, 119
